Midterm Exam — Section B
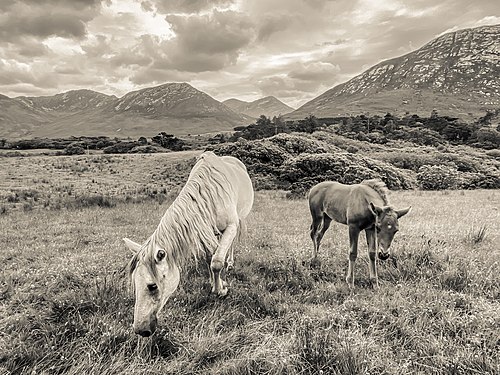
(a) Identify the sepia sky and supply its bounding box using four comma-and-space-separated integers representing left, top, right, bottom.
0, 0, 499, 108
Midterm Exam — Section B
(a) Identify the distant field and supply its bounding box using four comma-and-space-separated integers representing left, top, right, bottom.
0, 151, 201, 211
0, 153, 499, 374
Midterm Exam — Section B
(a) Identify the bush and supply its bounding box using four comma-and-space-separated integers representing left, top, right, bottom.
102, 142, 138, 154
129, 145, 163, 153
64, 143, 86, 155
417, 165, 460, 190
281, 153, 415, 197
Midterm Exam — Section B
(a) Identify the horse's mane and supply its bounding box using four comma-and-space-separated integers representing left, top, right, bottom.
129, 157, 233, 280
361, 178, 389, 205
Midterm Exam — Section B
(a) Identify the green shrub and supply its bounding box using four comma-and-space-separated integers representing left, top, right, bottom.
417, 165, 460, 190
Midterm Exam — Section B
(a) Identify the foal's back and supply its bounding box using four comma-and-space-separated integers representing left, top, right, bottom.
309, 181, 385, 228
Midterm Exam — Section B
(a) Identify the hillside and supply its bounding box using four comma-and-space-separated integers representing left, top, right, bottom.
223, 96, 294, 118
289, 25, 500, 121
0, 83, 251, 139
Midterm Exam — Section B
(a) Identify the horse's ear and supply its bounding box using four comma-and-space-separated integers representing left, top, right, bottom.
370, 202, 384, 216
123, 238, 141, 254
396, 206, 412, 218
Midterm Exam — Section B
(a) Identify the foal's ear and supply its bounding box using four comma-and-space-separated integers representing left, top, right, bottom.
123, 238, 141, 254
369, 202, 384, 216
396, 206, 412, 218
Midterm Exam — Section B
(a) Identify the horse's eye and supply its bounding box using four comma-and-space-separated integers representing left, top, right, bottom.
147, 283, 158, 292
157, 249, 166, 261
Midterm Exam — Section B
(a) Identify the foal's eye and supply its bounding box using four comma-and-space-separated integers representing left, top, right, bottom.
147, 283, 158, 292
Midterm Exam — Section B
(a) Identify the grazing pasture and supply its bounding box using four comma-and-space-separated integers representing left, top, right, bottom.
0, 153, 499, 375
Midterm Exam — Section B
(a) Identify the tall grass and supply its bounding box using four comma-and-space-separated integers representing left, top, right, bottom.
0, 189, 498, 374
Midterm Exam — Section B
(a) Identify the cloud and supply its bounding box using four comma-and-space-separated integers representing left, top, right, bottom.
257, 14, 291, 42
144, 0, 234, 14
0, 0, 103, 43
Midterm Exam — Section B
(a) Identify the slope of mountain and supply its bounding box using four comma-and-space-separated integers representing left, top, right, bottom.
0, 83, 251, 138
223, 96, 294, 118
18, 90, 117, 112
289, 24, 500, 120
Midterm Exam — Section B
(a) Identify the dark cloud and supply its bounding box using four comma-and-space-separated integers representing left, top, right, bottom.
114, 10, 256, 85
257, 15, 291, 42
0, 0, 103, 43
166, 11, 254, 55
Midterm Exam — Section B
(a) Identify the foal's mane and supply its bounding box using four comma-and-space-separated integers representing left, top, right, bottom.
129, 156, 233, 279
361, 178, 389, 205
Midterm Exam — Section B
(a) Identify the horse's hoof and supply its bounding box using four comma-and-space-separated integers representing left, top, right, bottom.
218, 287, 229, 297
226, 263, 234, 272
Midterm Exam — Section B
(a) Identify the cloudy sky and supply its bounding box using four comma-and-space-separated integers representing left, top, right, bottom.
1, 0, 499, 108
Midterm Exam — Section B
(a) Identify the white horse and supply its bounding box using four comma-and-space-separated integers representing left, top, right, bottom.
124, 151, 254, 337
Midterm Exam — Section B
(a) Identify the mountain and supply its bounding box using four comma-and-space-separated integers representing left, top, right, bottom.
17, 90, 117, 112
289, 25, 500, 121
0, 83, 251, 138
223, 96, 294, 118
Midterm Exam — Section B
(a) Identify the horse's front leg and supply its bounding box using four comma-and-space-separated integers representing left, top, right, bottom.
211, 222, 238, 297
365, 227, 379, 289
346, 225, 360, 288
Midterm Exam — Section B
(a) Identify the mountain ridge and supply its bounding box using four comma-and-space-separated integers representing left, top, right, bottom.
0, 83, 251, 138
288, 24, 500, 120
223, 96, 294, 118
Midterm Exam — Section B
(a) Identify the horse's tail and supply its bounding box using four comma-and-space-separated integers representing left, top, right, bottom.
236, 218, 247, 243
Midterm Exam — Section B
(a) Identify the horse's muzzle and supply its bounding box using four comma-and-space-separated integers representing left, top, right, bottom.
134, 316, 157, 337
378, 251, 390, 260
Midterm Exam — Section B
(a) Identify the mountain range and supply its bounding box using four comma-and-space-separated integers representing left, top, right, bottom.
0, 83, 258, 138
288, 24, 499, 120
0, 24, 498, 139
223, 97, 294, 118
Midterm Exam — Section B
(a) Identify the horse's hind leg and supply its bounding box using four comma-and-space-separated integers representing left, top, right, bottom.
211, 220, 238, 297
365, 227, 379, 289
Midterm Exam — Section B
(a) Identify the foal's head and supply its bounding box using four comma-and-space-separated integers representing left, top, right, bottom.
124, 238, 180, 337
370, 203, 411, 260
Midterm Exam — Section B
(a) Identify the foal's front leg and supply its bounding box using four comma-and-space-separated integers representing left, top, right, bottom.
346, 225, 360, 288
211, 222, 238, 296
365, 227, 379, 289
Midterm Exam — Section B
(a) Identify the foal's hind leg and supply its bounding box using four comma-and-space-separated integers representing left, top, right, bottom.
310, 214, 332, 261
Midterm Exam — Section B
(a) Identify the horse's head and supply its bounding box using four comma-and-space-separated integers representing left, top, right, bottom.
370, 203, 411, 260
124, 238, 180, 337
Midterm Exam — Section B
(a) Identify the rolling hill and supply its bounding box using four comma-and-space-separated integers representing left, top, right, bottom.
223, 96, 294, 118
289, 24, 500, 121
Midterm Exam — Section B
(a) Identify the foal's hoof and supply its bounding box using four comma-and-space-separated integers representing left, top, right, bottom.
345, 277, 354, 289
309, 257, 322, 269
226, 262, 234, 272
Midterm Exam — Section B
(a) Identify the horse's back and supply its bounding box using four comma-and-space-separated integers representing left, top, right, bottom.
197, 152, 254, 218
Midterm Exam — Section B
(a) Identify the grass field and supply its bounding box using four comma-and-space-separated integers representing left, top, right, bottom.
0, 153, 499, 375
